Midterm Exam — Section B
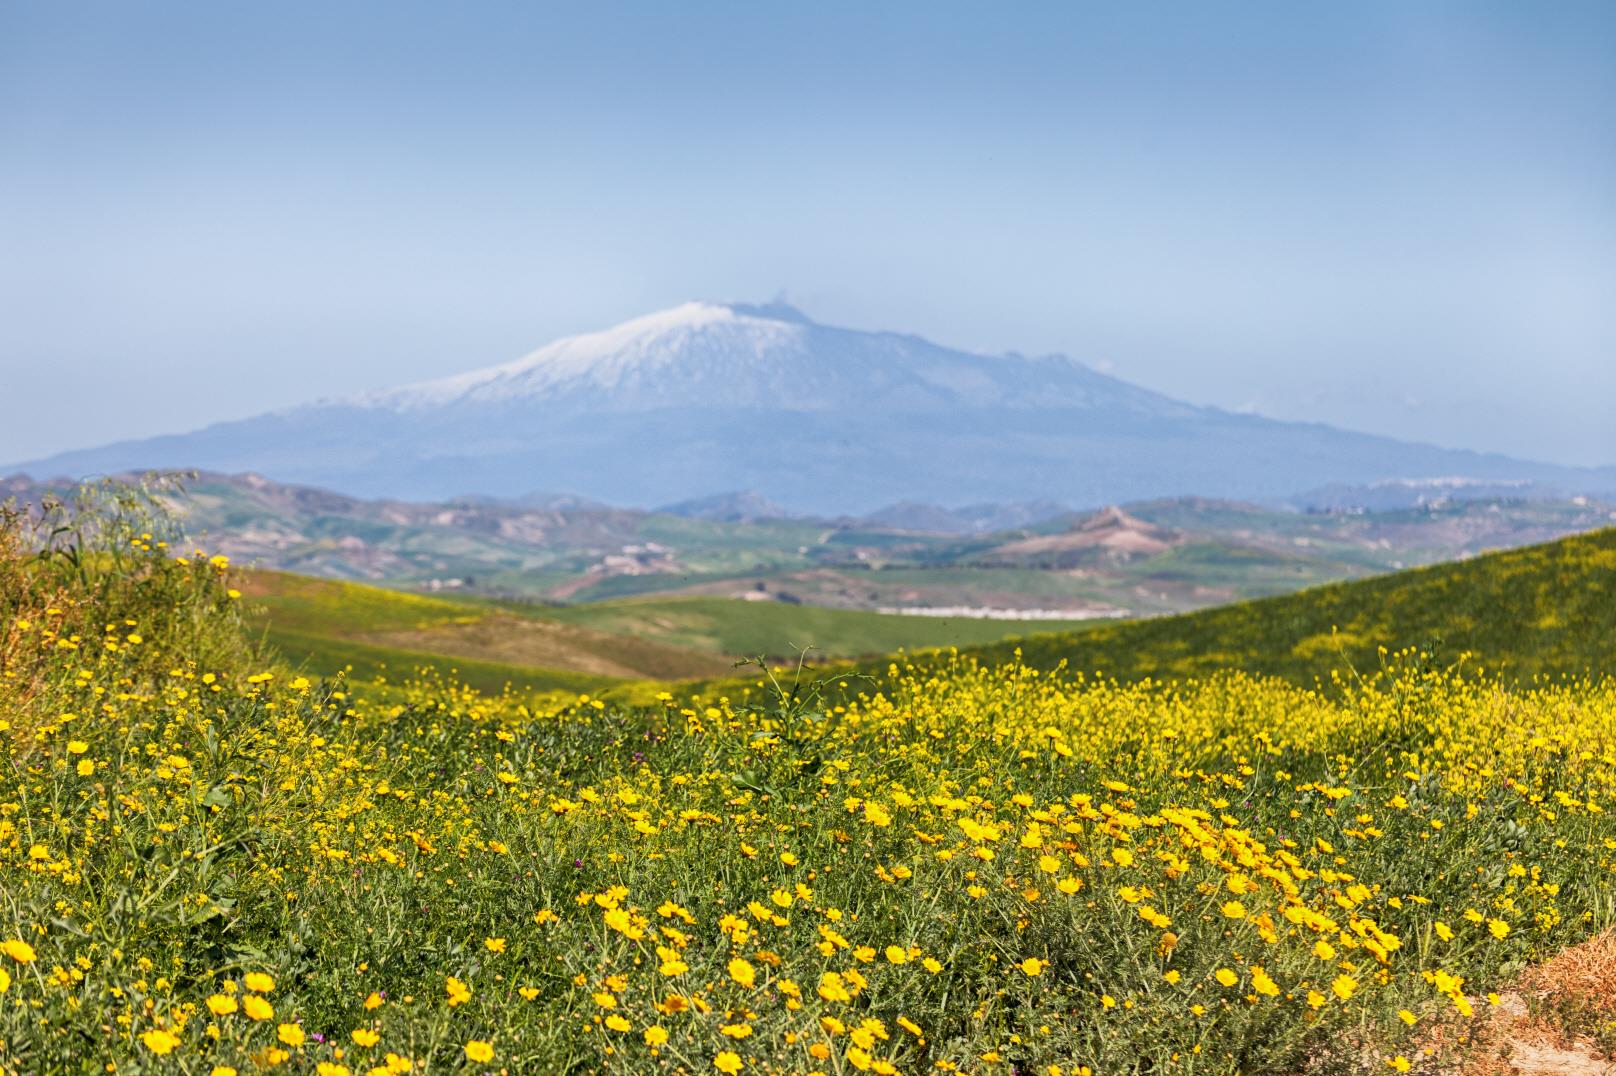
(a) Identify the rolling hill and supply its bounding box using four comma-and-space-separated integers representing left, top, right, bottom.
8, 471, 1609, 625
249, 527, 1616, 703
240, 570, 1108, 690
943, 526, 1616, 685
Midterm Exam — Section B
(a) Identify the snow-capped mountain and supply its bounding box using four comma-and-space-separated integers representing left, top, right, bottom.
346, 300, 1190, 417
11, 301, 1616, 513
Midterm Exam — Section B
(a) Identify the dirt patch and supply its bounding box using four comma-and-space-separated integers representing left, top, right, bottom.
1434, 933, 1616, 1075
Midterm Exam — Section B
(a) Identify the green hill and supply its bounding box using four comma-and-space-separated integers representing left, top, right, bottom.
246, 529, 1616, 696
948, 527, 1616, 684
257, 627, 614, 696
241, 570, 1105, 690
533, 595, 1101, 660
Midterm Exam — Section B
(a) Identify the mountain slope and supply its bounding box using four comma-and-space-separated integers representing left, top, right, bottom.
13, 302, 1615, 514
949, 527, 1616, 684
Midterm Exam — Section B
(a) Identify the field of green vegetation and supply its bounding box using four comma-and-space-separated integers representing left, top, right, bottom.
535, 596, 1099, 660
243, 525, 1616, 708
10, 469, 1598, 621
950, 527, 1616, 686
6, 483, 1616, 1074
241, 569, 1105, 690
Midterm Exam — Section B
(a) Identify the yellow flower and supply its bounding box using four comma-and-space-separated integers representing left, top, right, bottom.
464, 1040, 495, 1063
446, 976, 472, 1007
141, 1028, 182, 1055
66, 740, 88, 754
606, 1014, 632, 1032
243, 995, 274, 1021
1019, 957, 1045, 977
484, 937, 505, 953
1313, 940, 1336, 961
277, 1023, 306, 1047
352, 1028, 380, 1047
818, 972, 851, 1003
885, 945, 909, 964
76, 759, 95, 776
0, 968, 9, 993
1487, 918, 1511, 939
1215, 968, 1239, 988
211, 1068, 238, 1076
1332, 974, 1358, 1001
728, 957, 757, 988
715, 1052, 743, 1075
644, 1025, 669, 1047
244, 972, 276, 993
1220, 901, 1247, 920
363, 992, 384, 1010
206, 993, 238, 1015
1, 940, 37, 964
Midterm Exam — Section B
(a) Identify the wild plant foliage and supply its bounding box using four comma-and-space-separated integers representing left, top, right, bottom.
2, 485, 1614, 1073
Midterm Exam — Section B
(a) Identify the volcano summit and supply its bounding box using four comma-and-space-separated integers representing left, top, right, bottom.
13, 302, 1613, 513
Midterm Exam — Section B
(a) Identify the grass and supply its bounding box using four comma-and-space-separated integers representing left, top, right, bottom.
8, 487, 1616, 1073
534, 595, 1103, 661
240, 570, 735, 683
241, 568, 1110, 686
238, 570, 483, 635
256, 626, 614, 696
948, 526, 1616, 685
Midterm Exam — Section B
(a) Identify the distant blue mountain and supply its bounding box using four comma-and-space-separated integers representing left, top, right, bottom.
12, 301, 1615, 514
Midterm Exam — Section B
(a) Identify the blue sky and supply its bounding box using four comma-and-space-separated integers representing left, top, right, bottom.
2, 1, 1612, 467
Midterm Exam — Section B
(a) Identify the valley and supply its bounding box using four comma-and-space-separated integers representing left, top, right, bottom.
9, 470, 1612, 694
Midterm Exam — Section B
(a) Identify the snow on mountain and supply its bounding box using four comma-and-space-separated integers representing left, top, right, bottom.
10, 301, 1616, 514
344, 300, 1194, 417
353, 302, 798, 410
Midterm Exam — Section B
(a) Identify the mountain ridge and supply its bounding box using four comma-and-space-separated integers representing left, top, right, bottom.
12, 301, 1615, 514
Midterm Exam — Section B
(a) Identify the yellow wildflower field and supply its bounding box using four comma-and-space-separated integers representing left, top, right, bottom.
3, 490, 1615, 1074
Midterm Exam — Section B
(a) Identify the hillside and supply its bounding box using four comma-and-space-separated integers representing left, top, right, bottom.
241, 570, 1106, 687
11, 475, 1616, 1074
12, 301, 1615, 512
239, 572, 730, 687
950, 527, 1616, 684
8, 471, 1610, 625
533, 594, 1103, 659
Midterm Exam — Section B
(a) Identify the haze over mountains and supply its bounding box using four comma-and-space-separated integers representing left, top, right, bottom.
12, 301, 1615, 515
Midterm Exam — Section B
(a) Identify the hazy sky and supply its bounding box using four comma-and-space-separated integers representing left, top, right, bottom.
2, 1, 1613, 467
